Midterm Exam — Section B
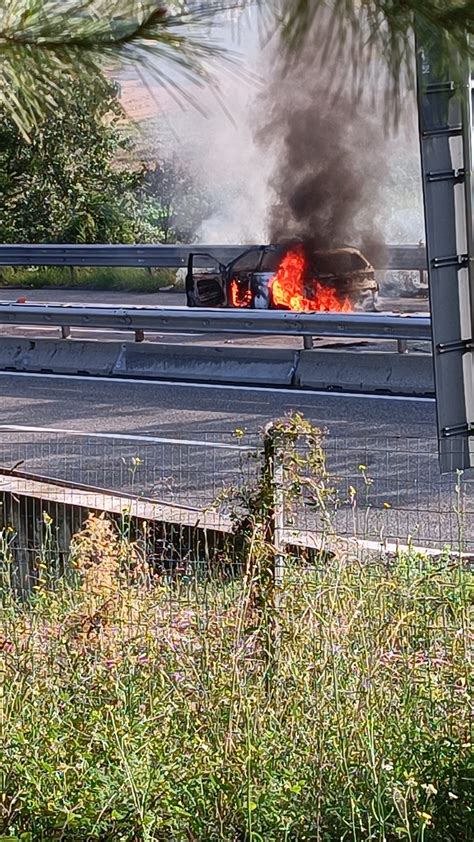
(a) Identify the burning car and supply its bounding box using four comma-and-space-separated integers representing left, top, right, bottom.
185, 243, 378, 312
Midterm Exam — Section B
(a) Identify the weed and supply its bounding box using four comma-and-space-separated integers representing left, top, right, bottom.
0, 266, 177, 292
0, 515, 471, 840
0, 417, 472, 840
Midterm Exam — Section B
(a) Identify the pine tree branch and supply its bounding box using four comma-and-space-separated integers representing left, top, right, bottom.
278, 0, 473, 63
0, 0, 472, 140
0, 1, 238, 138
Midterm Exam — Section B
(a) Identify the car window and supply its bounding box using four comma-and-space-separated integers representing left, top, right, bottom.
231, 248, 282, 274
313, 250, 367, 274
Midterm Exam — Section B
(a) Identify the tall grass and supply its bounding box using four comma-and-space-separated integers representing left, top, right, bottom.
0, 266, 178, 292
0, 512, 472, 841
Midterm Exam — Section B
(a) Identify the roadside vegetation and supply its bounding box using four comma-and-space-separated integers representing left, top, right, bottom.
1, 1, 472, 141
0, 417, 472, 841
0, 70, 213, 297
0, 516, 471, 840
0, 73, 212, 292
0, 266, 179, 292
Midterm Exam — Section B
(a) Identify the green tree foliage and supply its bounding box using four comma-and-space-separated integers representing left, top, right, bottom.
278, 0, 473, 59
0, 77, 217, 244
275, 0, 473, 107
138, 157, 217, 243
0, 77, 145, 243
0, 2, 472, 140
0, 0, 230, 139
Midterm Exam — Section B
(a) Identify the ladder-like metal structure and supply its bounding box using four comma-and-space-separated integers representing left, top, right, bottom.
416, 30, 474, 472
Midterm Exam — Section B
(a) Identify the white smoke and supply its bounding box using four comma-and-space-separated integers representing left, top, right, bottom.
132, 12, 425, 247
133, 11, 276, 243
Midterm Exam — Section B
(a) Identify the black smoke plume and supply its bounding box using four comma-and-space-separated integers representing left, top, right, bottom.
258, 23, 388, 254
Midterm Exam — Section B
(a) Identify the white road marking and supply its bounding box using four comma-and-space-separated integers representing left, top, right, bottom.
0, 424, 252, 450
0, 369, 435, 402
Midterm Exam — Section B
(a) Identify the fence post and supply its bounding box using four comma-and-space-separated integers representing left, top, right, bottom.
263, 423, 286, 589
273, 444, 286, 590
262, 422, 295, 693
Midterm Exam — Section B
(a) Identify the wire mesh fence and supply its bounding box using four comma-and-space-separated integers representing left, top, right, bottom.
295, 434, 474, 552
0, 426, 256, 595
0, 427, 258, 509
1, 425, 472, 840
0, 423, 473, 596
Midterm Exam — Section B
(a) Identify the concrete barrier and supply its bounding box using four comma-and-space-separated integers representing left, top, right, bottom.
295, 349, 434, 395
0, 338, 434, 395
0, 338, 33, 370
113, 343, 299, 386
0, 337, 121, 375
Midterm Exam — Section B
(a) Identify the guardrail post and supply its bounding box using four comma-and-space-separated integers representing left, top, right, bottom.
303, 335, 314, 350
397, 339, 408, 353
61, 326, 71, 339
134, 330, 145, 343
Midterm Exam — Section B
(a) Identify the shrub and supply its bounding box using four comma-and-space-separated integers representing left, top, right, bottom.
0, 511, 472, 840
0, 266, 177, 292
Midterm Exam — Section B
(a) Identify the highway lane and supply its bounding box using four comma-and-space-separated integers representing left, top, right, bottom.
0, 371, 472, 551
0, 370, 435, 437
0, 288, 185, 306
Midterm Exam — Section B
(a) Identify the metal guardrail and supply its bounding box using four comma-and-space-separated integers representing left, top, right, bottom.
0, 302, 432, 341
0, 243, 428, 271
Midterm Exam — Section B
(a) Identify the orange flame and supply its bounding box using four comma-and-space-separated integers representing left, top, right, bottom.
230, 279, 252, 308
270, 251, 351, 312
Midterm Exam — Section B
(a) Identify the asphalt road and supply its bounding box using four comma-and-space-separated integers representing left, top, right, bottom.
0, 286, 430, 312
0, 371, 472, 551
0, 369, 435, 437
